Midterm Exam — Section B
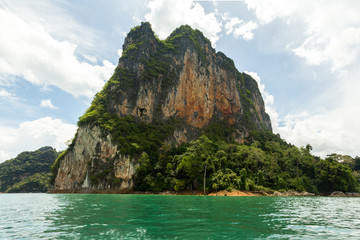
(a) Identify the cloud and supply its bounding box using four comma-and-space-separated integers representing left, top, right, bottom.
0, 117, 77, 163
242, 1, 360, 157
225, 17, 258, 40
277, 107, 360, 158
248, 70, 360, 158
244, 0, 360, 73
0, 7, 115, 98
83, 54, 98, 64
117, 49, 123, 58
0, 0, 97, 51
244, 0, 302, 25
145, 0, 222, 46
0, 150, 11, 163
290, 2, 360, 73
40, 99, 57, 110
0, 88, 19, 103
293, 22, 360, 73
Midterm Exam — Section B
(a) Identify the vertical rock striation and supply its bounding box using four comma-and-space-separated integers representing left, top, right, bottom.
53, 126, 137, 192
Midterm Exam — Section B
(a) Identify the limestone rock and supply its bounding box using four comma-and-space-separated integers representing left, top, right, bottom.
346, 192, 360, 197
272, 190, 315, 196
108, 23, 271, 141
52, 22, 272, 192
53, 126, 137, 192
330, 191, 347, 197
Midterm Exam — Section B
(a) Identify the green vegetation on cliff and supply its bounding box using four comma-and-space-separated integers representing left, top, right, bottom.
0, 147, 58, 193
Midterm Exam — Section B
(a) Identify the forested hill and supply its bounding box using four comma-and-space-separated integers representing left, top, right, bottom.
0, 147, 59, 193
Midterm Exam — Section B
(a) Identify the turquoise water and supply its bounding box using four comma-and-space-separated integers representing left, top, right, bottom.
0, 194, 359, 239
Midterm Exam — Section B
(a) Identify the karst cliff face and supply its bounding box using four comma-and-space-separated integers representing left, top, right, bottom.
52, 22, 271, 192
113, 23, 271, 132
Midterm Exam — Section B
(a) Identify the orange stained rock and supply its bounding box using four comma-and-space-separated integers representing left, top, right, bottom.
169, 49, 241, 128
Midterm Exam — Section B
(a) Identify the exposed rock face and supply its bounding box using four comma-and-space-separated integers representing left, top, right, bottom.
53, 126, 137, 192
163, 49, 240, 128
345, 192, 360, 197
111, 23, 271, 136
272, 191, 315, 197
330, 191, 347, 197
52, 22, 272, 192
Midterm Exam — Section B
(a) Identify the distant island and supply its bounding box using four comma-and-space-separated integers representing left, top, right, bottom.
0, 147, 58, 193
2, 23, 359, 196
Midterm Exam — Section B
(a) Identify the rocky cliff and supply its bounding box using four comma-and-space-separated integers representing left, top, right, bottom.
110, 23, 271, 133
52, 22, 272, 193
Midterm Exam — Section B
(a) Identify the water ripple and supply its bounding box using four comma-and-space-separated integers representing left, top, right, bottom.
0, 194, 359, 239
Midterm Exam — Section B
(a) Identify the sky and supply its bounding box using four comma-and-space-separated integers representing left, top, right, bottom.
1, 0, 360, 162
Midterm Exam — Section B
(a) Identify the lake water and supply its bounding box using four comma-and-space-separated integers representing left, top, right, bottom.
0, 194, 359, 239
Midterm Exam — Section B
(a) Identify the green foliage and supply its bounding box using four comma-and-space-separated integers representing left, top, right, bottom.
79, 105, 183, 190
122, 41, 144, 58
132, 131, 359, 194
6, 173, 51, 193
316, 157, 357, 193
0, 147, 58, 193
354, 156, 360, 171
217, 52, 236, 71
201, 118, 235, 142
167, 25, 211, 63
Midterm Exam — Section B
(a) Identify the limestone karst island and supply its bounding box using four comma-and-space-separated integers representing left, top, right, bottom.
3, 23, 357, 196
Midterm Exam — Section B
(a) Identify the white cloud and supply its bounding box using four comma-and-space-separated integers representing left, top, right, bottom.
117, 49, 123, 58
0, 7, 115, 98
83, 54, 97, 64
145, 0, 222, 46
0, 150, 11, 162
293, 23, 360, 73
244, 0, 303, 25
0, 117, 77, 163
245, 71, 360, 158
40, 99, 57, 110
244, 0, 360, 73
242, 1, 360, 157
277, 107, 360, 158
0, 0, 97, 51
225, 17, 242, 35
0, 89, 19, 102
225, 17, 258, 40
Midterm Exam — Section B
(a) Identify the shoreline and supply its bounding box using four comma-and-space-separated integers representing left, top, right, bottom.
47, 189, 291, 196
47, 189, 360, 197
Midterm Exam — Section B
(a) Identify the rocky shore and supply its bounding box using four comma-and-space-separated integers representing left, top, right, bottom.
329, 191, 360, 197
49, 189, 360, 197
207, 190, 315, 197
